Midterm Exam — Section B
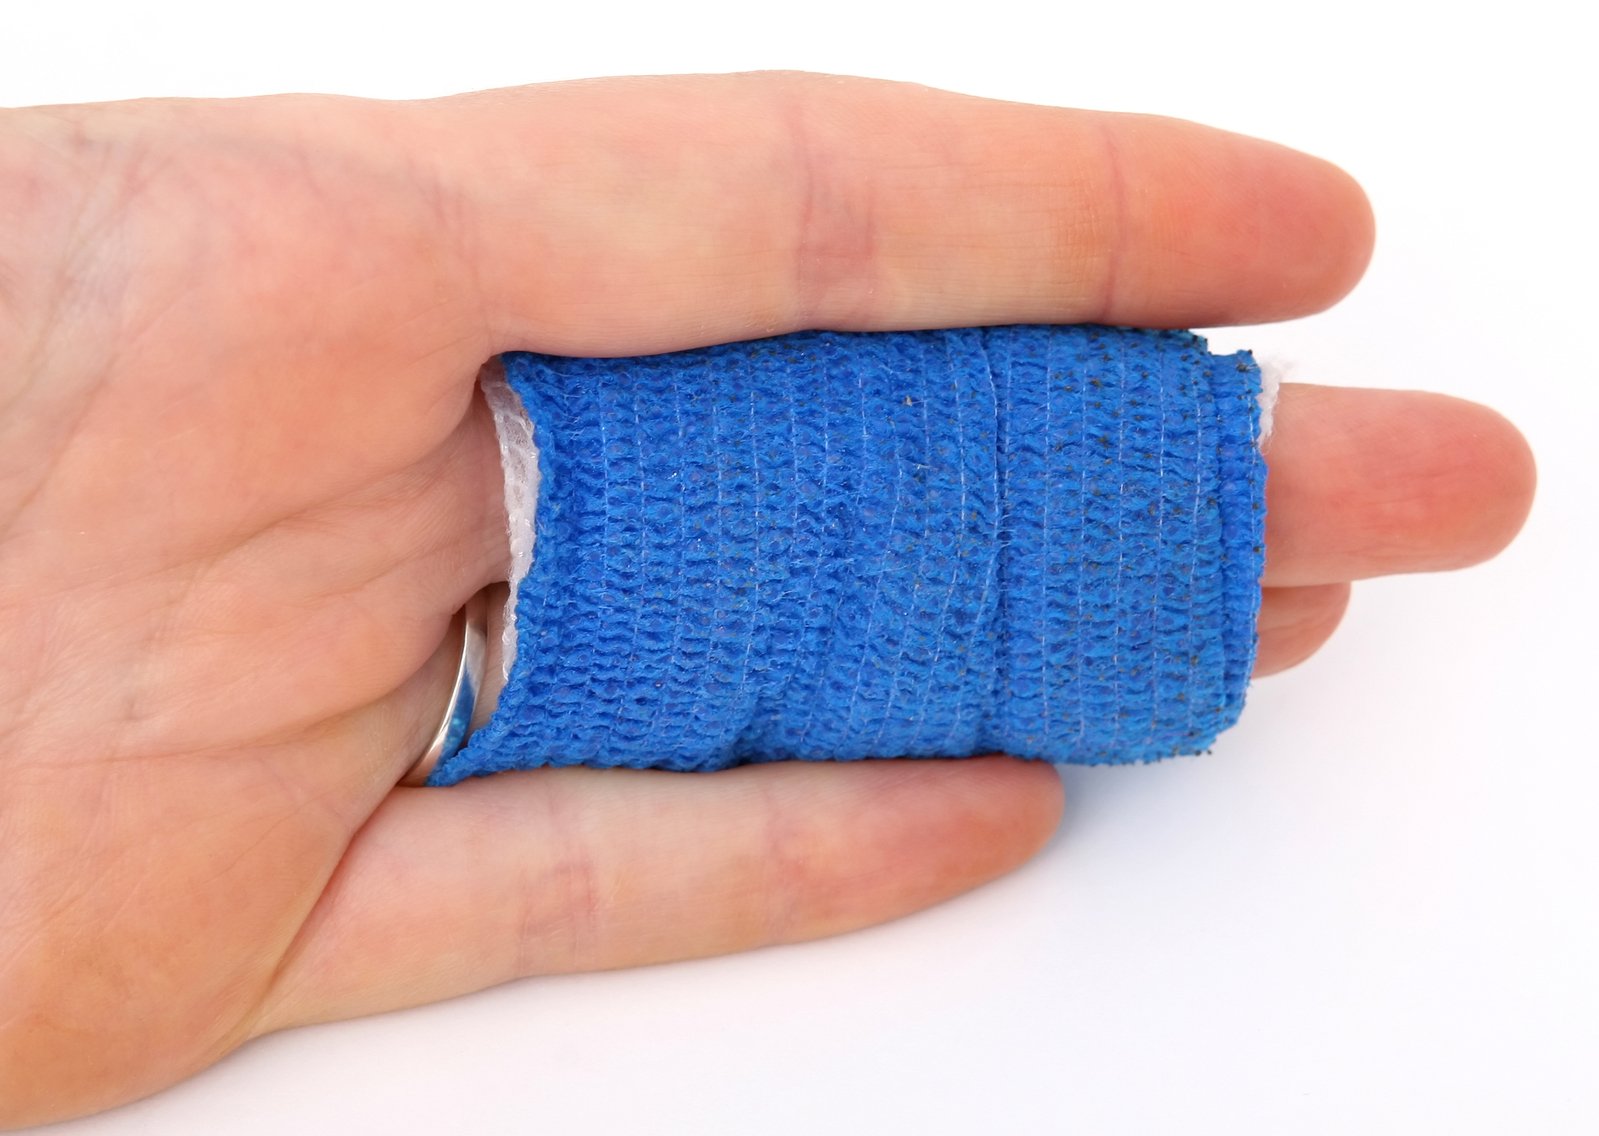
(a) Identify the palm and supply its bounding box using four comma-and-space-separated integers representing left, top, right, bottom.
0, 76, 1533, 1128
1, 100, 505, 1107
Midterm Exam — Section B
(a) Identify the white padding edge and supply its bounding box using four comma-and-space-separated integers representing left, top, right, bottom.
1256, 355, 1288, 447
481, 362, 540, 684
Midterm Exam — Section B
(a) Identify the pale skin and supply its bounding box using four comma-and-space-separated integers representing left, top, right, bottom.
0, 73, 1535, 1127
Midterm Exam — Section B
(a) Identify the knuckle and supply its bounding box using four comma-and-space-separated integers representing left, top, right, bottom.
772, 81, 884, 328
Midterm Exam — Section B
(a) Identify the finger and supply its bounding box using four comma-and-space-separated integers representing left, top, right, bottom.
394, 72, 1372, 354
1252, 583, 1352, 676
247, 756, 1063, 1032
1262, 384, 1536, 587
14, 76, 1368, 451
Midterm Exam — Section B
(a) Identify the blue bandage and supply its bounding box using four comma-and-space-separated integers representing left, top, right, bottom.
432, 325, 1266, 784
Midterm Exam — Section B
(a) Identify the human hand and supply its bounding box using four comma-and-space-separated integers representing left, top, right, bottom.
0, 73, 1533, 1127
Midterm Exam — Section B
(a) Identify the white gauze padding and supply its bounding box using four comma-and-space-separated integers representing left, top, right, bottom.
1256, 355, 1288, 446
481, 363, 540, 684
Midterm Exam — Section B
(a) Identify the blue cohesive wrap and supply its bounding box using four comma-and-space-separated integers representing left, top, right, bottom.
432, 325, 1266, 785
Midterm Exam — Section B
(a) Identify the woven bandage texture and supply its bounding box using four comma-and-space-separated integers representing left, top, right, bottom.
433, 325, 1266, 784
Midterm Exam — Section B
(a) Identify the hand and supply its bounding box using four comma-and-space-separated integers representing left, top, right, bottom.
0, 73, 1533, 1127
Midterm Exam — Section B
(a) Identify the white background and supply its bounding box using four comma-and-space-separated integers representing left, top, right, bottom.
5, 1, 1595, 1132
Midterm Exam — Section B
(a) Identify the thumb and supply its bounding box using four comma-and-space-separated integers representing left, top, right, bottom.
247, 756, 1063, 1032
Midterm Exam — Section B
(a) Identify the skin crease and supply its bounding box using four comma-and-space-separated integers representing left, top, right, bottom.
0, 73, 1535, 1127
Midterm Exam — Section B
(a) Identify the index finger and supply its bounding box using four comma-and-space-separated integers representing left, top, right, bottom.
410, 72, 1374, 355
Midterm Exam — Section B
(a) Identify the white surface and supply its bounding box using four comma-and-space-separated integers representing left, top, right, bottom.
6, 2, 1596, 1133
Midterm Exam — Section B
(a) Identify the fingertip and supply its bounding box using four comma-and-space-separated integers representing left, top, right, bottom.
873, 756, 1065, 902
1286, 151, 1376, 316
1264, 385, 1536, 585
1090, 117, 1376, 326
743, 756, 1065, 947
1253, 582, 1353, 676
1376, 392, 1537, 571
1448, 397, 1537, 565
1211, 136, 1376, 323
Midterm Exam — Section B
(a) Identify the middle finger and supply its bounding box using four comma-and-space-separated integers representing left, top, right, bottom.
1261, 383, 1533, 587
